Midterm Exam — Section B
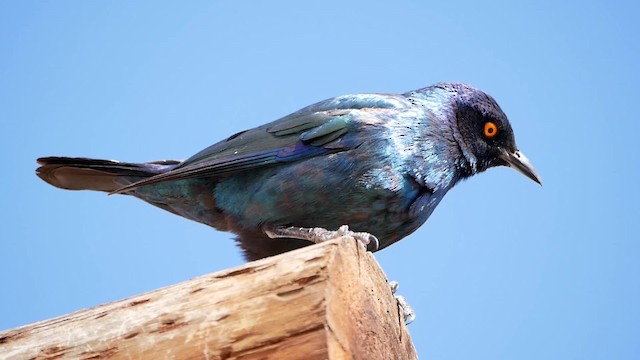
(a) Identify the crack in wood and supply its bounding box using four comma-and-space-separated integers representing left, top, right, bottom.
80, 346, 118, 359
128, 298, 151, 307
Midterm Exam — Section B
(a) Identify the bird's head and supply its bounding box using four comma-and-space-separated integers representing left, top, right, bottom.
435, 83, 542, 184
437, 82, 541, 185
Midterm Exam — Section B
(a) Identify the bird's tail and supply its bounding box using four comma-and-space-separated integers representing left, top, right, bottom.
36, 157, 181, 193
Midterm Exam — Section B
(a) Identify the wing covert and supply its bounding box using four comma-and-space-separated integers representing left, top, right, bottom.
110, 93, 409, 194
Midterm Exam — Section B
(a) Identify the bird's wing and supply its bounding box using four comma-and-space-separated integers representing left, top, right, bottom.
110, 94, 409, 194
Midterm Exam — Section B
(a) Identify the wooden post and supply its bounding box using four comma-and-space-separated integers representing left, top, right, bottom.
0, 237, 417, 359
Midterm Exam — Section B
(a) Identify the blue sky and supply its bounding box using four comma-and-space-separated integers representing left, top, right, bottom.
1, 1, 638, 359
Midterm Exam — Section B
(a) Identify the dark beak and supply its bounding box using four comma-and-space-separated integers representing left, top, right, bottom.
499, 149, 542, 185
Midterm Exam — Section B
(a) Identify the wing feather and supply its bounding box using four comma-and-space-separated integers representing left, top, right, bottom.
111, 93, 408, 194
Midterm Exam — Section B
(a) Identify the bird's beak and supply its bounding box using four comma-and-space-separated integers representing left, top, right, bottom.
499, 149, 542, 185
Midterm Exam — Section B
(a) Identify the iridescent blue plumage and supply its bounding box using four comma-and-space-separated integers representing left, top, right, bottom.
36, 82, 540, 260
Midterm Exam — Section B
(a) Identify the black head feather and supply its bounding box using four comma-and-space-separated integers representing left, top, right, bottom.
441, 83, 519, 174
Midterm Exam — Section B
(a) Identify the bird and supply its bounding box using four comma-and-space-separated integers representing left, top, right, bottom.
36, 82, 541, 261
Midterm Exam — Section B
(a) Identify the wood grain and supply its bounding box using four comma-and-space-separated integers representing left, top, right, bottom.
0, 237, 417, 359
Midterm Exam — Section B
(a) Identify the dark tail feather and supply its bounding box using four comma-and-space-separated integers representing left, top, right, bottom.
36, 157, 181, 193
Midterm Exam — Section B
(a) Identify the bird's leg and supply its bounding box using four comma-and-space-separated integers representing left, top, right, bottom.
264, 225, 379, 251
389, 280, 415, 325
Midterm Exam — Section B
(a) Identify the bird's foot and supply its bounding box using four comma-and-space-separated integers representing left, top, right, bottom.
264, 225, 379, 251
390, 280, 415, 325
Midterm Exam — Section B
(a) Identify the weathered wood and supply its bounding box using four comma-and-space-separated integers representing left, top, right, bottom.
0, 237, 417, 359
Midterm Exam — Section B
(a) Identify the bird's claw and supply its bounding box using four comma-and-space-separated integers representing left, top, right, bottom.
390, 280, 415, 325
264, 224, 379, 251
332, 225, 379, 251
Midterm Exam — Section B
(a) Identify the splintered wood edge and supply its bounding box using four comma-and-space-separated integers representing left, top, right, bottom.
0, 237, 417, 359
324, 238, 417, 360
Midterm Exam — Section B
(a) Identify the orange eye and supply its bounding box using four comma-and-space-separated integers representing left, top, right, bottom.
484, 122, 499, 138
